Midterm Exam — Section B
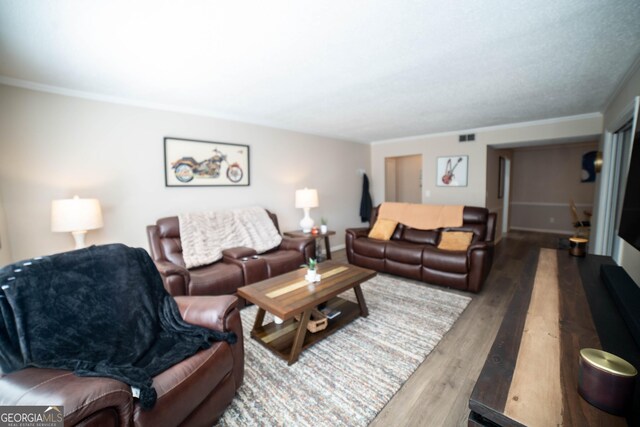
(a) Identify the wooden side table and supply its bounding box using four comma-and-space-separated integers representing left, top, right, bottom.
284, 230, 335, 260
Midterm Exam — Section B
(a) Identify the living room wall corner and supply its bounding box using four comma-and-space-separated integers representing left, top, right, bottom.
0, 191, 13, 265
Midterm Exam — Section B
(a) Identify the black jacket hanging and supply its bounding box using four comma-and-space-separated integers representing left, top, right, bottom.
360, 173, 373, 223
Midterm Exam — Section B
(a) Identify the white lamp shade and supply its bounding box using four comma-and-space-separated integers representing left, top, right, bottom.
51, 196, 104, 232
295, 188, 319, 208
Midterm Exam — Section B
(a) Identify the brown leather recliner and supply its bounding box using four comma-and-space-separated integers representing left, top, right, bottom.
0, 295, 243, 426
146, 209, 315, 304
346, 205, 496, 292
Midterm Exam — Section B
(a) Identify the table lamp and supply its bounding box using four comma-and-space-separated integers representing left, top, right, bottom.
295, 188, 318, 233
51, 195, 104, 249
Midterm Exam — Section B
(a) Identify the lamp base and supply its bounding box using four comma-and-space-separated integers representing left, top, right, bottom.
300, 208, 314, 233
72, 230, 87, 249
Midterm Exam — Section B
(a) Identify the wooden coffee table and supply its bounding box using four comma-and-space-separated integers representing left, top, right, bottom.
237, 261, 376, 365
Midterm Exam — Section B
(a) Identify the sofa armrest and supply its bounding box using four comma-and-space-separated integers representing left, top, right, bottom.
155, 260, 189, 276
467, 241, 491, 253
175, 295, 239, 332
466, 241, 495, 293
280, 236, 314, 252
154, 260, 190, 296
345, 227, 371, 264
0, 368, 133, 426
346, 227, 370, 238
222, 247, 257, 259
280, 237, 316, 262
175, 295, 244, 388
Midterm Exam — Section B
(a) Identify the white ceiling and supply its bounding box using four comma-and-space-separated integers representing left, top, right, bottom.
1, 1, 639, 143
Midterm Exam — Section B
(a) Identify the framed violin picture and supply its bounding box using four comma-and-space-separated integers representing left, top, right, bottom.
436, 155, 468, 187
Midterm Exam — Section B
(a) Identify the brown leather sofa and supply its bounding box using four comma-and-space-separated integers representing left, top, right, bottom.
147, 210, 315, 305
0, 295, 243, 426
346, 206, 496, 292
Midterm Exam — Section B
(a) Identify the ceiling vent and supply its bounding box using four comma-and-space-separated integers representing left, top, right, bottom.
459, 133, 476, 142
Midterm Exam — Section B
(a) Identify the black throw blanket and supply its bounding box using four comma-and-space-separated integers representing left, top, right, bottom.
0, 244, 236, 409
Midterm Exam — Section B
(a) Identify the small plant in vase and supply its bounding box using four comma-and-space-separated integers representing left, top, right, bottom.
305, 258, 320, 282
320, 217, 328, 234
307, 258, 317, 273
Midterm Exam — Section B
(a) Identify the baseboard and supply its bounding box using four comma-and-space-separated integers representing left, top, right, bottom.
510, 226, 574, 235
331, 244, 346, 252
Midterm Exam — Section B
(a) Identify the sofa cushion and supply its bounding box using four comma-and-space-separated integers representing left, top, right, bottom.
351, 253, 385, 271
438, 231, 474, 251
451, 224, 486, 241
421, 267, 468, 291
189, 262, 244, 296
156, 217, 186, 267
401, 228, 439, 245
353, 238, 387, 258
386, 259, 422, 280
0, 368, 133, 426
386, 241, 425, 264
390, 223, 405, 240
368, 219, 398, 240
422, 246, 468, 274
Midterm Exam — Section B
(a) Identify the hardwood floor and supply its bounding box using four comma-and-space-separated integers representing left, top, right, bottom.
332, 230, 566, 427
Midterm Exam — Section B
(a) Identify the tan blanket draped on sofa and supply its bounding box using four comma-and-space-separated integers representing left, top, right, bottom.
179, 206, 283, 269
378, 202, 464, 230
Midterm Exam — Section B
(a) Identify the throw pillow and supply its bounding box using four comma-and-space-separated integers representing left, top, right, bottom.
437, 231, 474, 251
368, 218, 398, 241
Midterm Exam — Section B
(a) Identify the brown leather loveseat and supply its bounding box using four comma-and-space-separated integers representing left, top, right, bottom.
346, 205, 496, 292
147, 209, 315, 304
0, 294, 244, 426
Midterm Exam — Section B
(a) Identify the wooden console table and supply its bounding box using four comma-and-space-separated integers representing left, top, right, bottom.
469, 249, 640, 426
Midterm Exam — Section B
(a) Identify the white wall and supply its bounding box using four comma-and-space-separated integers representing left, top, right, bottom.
372, 136, 487, 207
509, 142, 598, 234
370, 115, 603, 209
602, 63, 640, 286
0, 84, 370, 262
485, 147, 513, 242
0, 193, 12, 265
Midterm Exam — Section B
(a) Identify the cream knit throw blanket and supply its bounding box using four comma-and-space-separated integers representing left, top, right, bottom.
178, 206, 283, 269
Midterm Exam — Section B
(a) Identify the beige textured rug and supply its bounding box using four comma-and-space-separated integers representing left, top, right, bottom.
217, 275, 472, 427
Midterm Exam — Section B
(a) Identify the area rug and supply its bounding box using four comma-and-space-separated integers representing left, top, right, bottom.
217, 275, 472, 427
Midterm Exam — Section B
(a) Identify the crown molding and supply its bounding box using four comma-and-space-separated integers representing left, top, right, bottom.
0, 75, 605, 147
370, 112, 603, 145
0, 75, 365, 144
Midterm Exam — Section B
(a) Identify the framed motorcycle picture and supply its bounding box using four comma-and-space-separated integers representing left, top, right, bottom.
164, 137, 250, 187
436, 155, 468, 187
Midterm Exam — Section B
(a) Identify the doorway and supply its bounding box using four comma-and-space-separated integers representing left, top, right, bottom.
501, 157, 511, 234
385, 155, 422, 203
